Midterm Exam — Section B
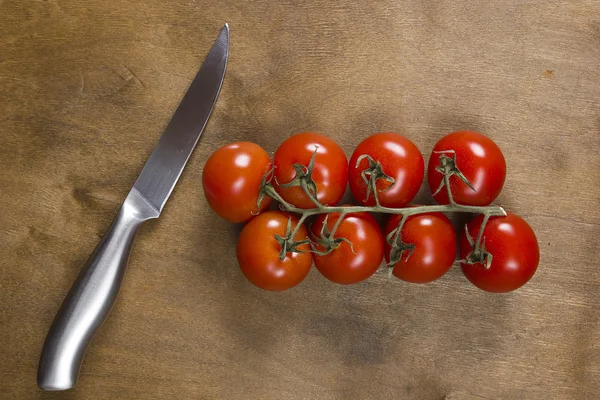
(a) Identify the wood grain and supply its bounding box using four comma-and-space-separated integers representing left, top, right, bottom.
1, 0, 599, 399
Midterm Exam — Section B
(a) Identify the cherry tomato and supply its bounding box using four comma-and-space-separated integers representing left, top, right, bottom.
202, 142, 272, 223
311, 210, 384, 284
273, 132, 348, 209
348, 132, 424, 207
427, 131, 506, 206
236, 211, 312, 291
384, 212, 456, 283
459, 212, 539, 293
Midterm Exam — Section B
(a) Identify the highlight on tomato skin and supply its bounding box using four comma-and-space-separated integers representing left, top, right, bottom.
310, 210, 384, 285
202, 141, 272, 223
459, 212, 539, 293
236, 211, 313, 292
273, 132, 348, 209
427, 130, 506, 206
384, 212, 456, 284
348, 132, 424, 208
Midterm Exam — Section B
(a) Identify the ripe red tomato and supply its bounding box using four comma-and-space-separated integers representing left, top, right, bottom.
427, 131, 506, 206
236, 211, 312, 291
273, 132, 348, 209
384, 212, 456, 283
459, 212, 539, 293
348, 132, 424, 208
202, 142, 272, 223
311, 211, 384, 284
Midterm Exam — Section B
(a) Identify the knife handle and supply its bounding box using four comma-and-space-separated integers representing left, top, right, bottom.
37, 189, 159, 391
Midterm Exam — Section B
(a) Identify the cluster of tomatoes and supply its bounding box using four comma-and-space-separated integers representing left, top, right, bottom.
202, 131, 540, 293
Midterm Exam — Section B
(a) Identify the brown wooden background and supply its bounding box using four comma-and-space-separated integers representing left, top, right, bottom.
1, 0, 599, 399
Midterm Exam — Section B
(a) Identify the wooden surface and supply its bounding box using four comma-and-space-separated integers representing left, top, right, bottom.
1, 0, 599, 399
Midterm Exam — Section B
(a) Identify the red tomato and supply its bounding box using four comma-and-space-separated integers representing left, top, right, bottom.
427, 131, 506, 206
348, 132, 424, 207
202, 142, 272, 223
311, 211, 384, 284
384, 212, 456, 283
273, 132, 348, 209
236, 211, 312, 291
460, 212, 539, 293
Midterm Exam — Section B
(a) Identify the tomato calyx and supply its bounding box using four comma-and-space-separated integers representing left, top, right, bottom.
432, 150, 476, 205
356, 154, 395, 206
277, 147, 320, 207
273, 217, 312, 261
460, 220, 493, 269
309, 213, 356, 256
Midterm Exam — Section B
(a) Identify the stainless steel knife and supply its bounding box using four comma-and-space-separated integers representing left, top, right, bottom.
37, 24, 229, 391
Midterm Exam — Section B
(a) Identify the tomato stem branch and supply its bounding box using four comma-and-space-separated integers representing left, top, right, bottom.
444, 174, 455, 207
475, 213, 490, 251
329, 210, 347, 236
290, 212, 309, 241
301, 178, 324, 209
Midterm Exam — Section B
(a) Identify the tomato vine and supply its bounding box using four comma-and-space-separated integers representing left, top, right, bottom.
259, 148, 505, 271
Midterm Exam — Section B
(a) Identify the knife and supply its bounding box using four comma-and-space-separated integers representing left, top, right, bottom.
37, 24, 229, 391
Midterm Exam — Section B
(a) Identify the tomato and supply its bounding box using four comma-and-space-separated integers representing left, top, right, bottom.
202, 142, 272, 223
459, 212, 539, 293
236, 211, 312, 291
310, 210, 384, 284
427, 131, 506, 206
348, 132, 424, 207
273, 132, 348, 209
384, 212, 456, 283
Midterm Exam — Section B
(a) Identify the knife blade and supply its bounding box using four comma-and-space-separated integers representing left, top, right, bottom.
37, 24, 229, 391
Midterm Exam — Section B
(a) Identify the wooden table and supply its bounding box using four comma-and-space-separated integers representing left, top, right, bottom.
2, 1, 599, 399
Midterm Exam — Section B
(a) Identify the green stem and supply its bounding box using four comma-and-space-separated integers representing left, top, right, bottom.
475, 213, 490, 251
372, 178, 382, 208
290, 213, 309, 241
444, 174, 455, 207
301, 179, 322, 209
263, 184, 506, 221
328, 210, 347, 238
392, 215, 407, 245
